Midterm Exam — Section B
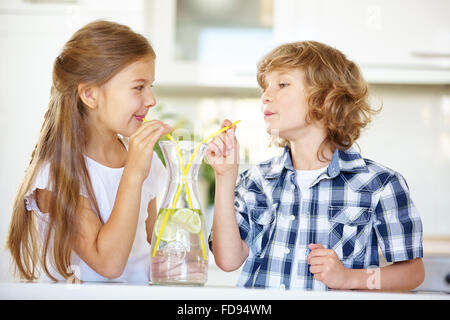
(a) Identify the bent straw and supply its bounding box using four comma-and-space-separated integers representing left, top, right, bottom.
165, 134, 193, 208
201, 120, 241, 144
170, 120, 241, 209
145, 119, 199, 258
145, 118, 240, 261
142, 118, 192, 206
143, 119, 188, 257
183, 120, 241, 178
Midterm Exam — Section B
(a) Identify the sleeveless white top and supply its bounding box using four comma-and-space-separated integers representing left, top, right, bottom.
24, 140, 167, 283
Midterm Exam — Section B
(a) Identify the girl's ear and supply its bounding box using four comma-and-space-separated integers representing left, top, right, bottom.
78, 84, 99, 109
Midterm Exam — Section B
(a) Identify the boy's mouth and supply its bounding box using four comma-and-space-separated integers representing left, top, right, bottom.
264, 111, 275, 118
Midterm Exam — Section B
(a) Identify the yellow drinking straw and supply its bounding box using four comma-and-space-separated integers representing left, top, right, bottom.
184, 120, 241, 178
144, 118, 240, 260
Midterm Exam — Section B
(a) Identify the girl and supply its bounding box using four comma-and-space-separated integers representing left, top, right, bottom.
207, 41, 424, 291
7, 20, 172, 282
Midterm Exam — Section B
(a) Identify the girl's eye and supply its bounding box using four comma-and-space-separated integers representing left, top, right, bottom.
279, 83, 289, 88
134, 84, 154, 91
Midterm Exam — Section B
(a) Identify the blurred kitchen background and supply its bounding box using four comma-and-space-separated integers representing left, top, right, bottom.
0, 0, 449, 292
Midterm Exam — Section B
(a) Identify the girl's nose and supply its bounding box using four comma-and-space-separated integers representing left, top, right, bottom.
145, 88, 157, 108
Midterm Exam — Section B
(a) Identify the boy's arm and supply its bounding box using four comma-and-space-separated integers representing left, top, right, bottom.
309, 171, 424, 291
347, 258, 424, 291
212, 174, 249, 272
206, 119, 249, 272
307, 243, 424, 291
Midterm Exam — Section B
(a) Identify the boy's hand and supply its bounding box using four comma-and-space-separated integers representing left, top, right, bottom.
206, 119, 239, 178
307, 243, 351, 289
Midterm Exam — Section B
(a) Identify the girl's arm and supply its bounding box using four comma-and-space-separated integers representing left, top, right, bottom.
36, 176, 140, 279
37, 121, 171, 279
146, 198, 157, 244
206, 119, 249, 272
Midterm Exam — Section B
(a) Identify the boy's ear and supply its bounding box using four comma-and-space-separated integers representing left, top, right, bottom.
78, 83, 99, 109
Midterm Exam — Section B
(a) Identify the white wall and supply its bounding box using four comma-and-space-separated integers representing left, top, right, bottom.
0, 10, 68, 283
360, 84, 450, 236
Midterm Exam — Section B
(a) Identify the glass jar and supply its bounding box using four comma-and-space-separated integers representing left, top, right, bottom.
150, 140, 208, 286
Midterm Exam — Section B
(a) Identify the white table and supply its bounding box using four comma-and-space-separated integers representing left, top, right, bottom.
0, 281, 448, 300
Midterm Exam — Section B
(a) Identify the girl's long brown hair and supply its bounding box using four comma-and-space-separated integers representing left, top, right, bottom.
6, 20, 155, 281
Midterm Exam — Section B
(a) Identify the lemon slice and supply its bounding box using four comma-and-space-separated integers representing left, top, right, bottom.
154, 210, 177, 242
171, 208, 201, 234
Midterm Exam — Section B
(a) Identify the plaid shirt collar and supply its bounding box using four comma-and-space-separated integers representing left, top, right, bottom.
261, 145, 369, 186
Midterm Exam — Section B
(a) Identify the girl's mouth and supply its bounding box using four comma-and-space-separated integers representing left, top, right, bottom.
134, 115, 145, 122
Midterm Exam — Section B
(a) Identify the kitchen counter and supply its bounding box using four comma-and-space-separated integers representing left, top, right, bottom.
0, 281, 448, 300
423, 237, 450, 256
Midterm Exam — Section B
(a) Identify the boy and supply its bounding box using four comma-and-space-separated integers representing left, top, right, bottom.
206, 41, 424, 291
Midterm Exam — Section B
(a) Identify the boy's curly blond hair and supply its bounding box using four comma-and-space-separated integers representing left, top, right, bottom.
257, 41, 380, 159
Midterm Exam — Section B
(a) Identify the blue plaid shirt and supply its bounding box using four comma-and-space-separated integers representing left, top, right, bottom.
231, 146, 423, 290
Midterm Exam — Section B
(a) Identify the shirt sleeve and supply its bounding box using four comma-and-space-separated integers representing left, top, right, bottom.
143, 151, 168, 202
234, 172, 252, 246
24, 162, 52, 216
373, 172, 423, 263
24, 162, 52, 234
208, 170, 252, 253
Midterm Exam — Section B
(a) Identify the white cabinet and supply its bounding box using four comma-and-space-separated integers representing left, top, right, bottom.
272, 0, 450, 84
148, 0, 450, 87
147, 0, 275, 89
0, 0, 147, 33
2, 0, 449, 88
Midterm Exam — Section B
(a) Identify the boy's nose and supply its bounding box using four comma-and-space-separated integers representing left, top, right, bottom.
261, 90, 273, 103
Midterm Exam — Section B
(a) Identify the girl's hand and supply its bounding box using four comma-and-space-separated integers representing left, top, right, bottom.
125, 120, 172, 183
307, 243, 351, 289
205, 119, 239, 178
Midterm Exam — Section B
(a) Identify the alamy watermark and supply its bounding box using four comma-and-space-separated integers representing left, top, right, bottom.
366, 267, 381, 290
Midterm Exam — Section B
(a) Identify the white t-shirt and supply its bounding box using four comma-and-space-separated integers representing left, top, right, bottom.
291, 165, 328, 290
24, 139, 167, 283
295, 166, 328, 196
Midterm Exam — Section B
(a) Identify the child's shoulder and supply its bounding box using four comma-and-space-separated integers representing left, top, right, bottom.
238, 154, 284, 184
352, 156, 408, 193
363, 157, 397, 176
